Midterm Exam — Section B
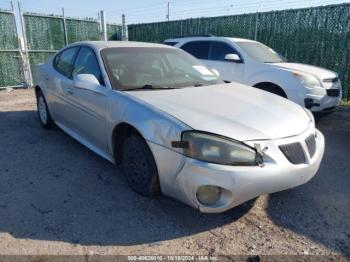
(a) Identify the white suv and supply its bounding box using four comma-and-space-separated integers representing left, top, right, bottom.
165, 36, 342, 112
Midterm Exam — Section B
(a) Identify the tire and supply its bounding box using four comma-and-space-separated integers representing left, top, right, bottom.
36, 90, 54, 129
255, 84, 287, 98
122, 135, 160, 196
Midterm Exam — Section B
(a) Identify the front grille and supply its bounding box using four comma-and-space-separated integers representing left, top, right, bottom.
279, 142, 306, 164
305, 134, 316, 158
326, 89, 340, 97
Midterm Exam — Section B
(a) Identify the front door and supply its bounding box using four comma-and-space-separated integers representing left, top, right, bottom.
204, 41, 245, 83
68, 46, 108, 153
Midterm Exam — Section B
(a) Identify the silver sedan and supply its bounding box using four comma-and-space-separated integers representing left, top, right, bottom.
33, 41, 325, 213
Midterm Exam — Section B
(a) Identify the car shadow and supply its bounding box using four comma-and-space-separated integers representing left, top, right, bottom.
266, 109, 350, 256
0, 110, 254, 246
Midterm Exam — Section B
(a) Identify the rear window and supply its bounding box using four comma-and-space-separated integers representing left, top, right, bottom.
180, 41, 210, 60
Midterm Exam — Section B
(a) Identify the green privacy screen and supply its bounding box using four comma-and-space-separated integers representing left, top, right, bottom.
0, 51, 22, 87
22, 14, 122, 69
65, 18, 100, 43
23, 14, 100, 68
0, 11, 122, 88
107, 23, 122, 40
128, 3, 350, 99
0, 11, 22, 87
0, 11, 18, 49
24, 14, 65, 50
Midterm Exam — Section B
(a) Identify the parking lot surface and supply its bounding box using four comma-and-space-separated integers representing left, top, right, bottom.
0, 89, 349, 258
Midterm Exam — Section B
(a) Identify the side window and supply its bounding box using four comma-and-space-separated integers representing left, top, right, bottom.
180, 41, 210, 60
72, 47, 104, 85
53, 53, 60, 67
209, 42, 237, 61
55, 47, 79, 78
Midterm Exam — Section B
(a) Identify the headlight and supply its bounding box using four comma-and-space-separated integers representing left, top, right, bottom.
181, 131, 258, 166
304, 108, 315, 127
293, 72, 322, 88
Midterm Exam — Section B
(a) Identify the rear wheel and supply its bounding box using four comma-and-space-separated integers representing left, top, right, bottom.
36, 90, 54, 129
122, 135, 160, 196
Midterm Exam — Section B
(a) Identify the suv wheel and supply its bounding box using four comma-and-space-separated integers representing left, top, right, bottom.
254, 83, 287, 98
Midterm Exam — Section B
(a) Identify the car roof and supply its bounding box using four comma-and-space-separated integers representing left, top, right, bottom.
67, 41, 174, 50
164, 36, 257, 43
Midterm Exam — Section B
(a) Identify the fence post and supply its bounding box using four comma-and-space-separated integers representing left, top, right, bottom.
254, 2, 262, 41
122, 14, 128, 41
17, 2, 33, 88
62, 8, 68, 45
166, 1, 170, 22
100, 10, 107, 41
10, 1, 25, 88
254, 12, 259, 40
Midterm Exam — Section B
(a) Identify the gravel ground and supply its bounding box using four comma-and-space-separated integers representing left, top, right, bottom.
0, 89, 349, 259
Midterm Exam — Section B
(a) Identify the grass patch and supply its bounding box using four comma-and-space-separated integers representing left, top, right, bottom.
341, 99, 350, 106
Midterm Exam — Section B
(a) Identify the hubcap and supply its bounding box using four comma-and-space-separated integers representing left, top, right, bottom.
38, 96, 48, 124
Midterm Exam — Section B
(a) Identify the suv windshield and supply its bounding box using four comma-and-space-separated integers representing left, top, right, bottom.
236, 41, 285, 63
101, 47, 222, 91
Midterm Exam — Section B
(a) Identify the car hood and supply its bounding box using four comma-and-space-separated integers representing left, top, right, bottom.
127, 83, 311, 141
273, 63, 337, 79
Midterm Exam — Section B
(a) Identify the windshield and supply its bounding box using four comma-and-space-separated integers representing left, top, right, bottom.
101, 47, 222, 91
236, 41, 285, 63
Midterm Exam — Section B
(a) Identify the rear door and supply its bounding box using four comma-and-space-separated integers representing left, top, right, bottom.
180, 41, 210, 61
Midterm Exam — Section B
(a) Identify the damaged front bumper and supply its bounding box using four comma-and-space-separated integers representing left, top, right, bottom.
148, 128, 325, 213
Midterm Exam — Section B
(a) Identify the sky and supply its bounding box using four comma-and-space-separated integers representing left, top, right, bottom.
0, 0, 349, 24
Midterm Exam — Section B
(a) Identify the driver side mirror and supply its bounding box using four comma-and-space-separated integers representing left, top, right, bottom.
224, 54, 242, 63
73, 74, 100, 91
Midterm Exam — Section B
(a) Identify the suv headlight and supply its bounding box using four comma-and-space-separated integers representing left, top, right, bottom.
181, 131, 258, 166
293, 72, 322, 88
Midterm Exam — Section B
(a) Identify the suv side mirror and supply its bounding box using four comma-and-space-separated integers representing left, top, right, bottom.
224, 54, 242, 63
73, 74, 100, 90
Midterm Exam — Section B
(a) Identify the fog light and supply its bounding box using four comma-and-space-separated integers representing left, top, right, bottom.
196, 186, 221, 206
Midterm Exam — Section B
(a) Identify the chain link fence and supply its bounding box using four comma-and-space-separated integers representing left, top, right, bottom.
0, 9, 122, 89
128, 3, 350, 100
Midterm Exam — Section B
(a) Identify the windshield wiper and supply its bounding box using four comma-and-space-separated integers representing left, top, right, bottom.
123, 84, 176, 91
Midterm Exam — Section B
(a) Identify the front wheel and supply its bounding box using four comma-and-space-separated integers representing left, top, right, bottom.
36, 90, 54, 129
122, 135, 160, 197
254, 83, 288, 98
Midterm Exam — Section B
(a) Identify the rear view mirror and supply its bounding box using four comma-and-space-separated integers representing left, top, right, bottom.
224, 54, 242, 63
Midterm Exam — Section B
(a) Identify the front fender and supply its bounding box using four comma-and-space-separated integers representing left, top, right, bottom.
106, 90, 191, 154
247, 68, 301, 98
